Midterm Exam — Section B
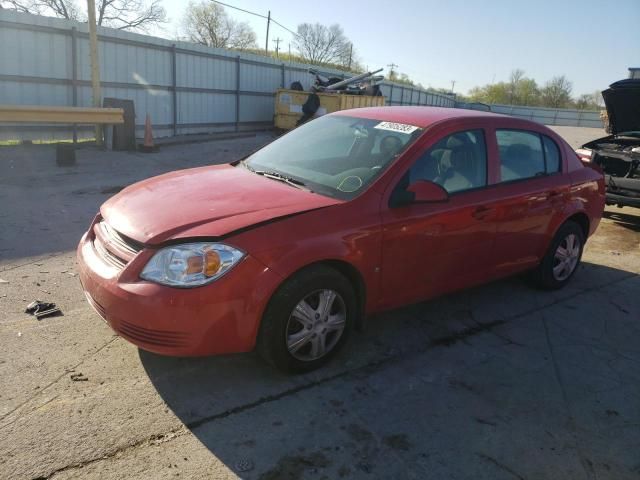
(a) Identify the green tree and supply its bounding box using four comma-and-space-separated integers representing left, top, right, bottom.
468, 82, 511, 104
515, 78, 539, 106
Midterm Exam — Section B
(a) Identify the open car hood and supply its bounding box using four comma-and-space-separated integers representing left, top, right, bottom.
602, 79, 640, 135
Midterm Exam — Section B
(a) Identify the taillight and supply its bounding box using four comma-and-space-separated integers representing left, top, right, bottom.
575, 148, 593, 162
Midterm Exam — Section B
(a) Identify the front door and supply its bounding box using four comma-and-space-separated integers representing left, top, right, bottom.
378, 128, 501, 309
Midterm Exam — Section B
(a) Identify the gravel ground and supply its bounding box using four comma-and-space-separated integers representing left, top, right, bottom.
0, 126, 638, 480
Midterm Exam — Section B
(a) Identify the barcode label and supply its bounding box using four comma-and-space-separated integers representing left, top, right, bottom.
374, 121, 419, 134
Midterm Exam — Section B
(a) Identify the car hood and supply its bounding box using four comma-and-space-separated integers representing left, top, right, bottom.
602, 79, 640, 135
101, 164, 342, 245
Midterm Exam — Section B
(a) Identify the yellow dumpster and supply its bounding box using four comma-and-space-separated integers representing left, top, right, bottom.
274, 89, 385, 131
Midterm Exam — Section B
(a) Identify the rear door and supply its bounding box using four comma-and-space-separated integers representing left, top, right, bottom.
489, 127, 568, 275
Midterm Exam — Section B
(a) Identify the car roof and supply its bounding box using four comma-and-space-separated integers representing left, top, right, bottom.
332, 106, 511, 128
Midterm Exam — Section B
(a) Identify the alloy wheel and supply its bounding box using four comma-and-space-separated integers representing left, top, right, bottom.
552, 233, 581, 281
285, 289, 346, 362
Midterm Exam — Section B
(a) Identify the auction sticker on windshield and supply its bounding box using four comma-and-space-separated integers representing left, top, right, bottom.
374, 121, 420, 134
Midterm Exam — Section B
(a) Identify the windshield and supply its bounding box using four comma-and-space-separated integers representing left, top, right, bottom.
243, 115, 423, 199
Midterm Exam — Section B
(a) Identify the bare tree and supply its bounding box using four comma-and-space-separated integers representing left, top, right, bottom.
508, 68, 524, 103
182, 1, 257, 50
97, 0, 164, 31
294, 23, 351, 65
540, 75, 573, 108
2, 0, 79, 18
0, 0, 165, 31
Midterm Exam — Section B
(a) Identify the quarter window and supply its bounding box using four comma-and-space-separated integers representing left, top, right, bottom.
408, 129, 487, 194
542, 136, 561, 173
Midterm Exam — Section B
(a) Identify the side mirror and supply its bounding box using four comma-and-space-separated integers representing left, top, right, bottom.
407, 180, 449, 203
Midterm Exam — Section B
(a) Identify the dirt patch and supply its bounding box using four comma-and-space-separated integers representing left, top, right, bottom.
259, 451, 330, 480
383, 434, 412, 451
589, 212, 640, 253
345, 423, 374, 443
337, 465, 351, 477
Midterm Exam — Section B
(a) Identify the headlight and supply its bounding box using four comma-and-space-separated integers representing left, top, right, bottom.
140, 243, 245, 287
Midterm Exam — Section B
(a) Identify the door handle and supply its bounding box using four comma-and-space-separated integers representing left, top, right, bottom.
547, 190, 563, 203
472, 205, 493, 220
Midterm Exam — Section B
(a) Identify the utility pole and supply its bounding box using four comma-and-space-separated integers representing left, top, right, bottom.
87, 0, 102, 146
347, 43, 353, 70
264, 10, 271, 55
288, 43, 291, 63
387, 63, 398, 81
272, 37, 282, 58
450, 80, 456, 93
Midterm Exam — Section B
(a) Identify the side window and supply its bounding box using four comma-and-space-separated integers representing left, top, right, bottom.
408, 129, 487, 194
542, 135, 561, 173
497, 130, 545, 182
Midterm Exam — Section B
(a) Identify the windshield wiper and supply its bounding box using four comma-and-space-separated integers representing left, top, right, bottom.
254, 169, 310, 191
241, 161, 311, 191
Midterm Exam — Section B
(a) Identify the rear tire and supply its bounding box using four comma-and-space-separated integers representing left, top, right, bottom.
531, 221, 585, 290
257, 265, 356, 373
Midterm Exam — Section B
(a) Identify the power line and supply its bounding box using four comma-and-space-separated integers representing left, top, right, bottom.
210, 0, 300, 38
210, 0, 268, 19
270, 18, 300, 38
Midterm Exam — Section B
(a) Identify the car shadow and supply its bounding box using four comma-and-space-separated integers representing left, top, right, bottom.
604, 209, 640, 232
140, 261, 636, 479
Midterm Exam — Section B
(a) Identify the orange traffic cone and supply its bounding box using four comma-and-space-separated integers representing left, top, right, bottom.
140, 113, 155, 152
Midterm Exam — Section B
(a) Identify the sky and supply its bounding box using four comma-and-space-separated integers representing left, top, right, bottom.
156, 0, 639, 96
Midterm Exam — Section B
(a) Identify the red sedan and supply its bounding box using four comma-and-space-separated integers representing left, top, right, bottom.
77, 107, 605, 372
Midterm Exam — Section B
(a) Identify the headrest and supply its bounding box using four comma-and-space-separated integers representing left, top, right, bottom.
506, 144, 532, 160
446, 134, 468, 149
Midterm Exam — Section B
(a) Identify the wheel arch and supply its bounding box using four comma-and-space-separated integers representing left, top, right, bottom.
265, 259, 368, 332
563, 211, 590, 239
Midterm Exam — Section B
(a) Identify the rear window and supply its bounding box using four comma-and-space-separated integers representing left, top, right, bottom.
497, 130, 545, 181
497, 130, 562, 182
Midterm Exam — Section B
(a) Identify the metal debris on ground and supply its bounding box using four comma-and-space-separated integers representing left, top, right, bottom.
0, 278, 9, 284
25, 300, 63, 320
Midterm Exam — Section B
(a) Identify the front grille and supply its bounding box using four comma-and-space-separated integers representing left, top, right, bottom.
98, 221, 143, 256
92, 221, 142, 270
94, 236, 127, 268
118, 320, 190, 348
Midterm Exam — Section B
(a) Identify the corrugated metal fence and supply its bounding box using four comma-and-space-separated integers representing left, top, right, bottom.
458, 102, 602, 128
0, 10, 455, 141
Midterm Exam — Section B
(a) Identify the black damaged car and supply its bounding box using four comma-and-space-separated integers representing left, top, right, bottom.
576, 79, 640, 208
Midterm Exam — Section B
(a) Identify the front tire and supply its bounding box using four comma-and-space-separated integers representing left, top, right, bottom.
531, 221, 585, 290
257, 265, 356, 373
